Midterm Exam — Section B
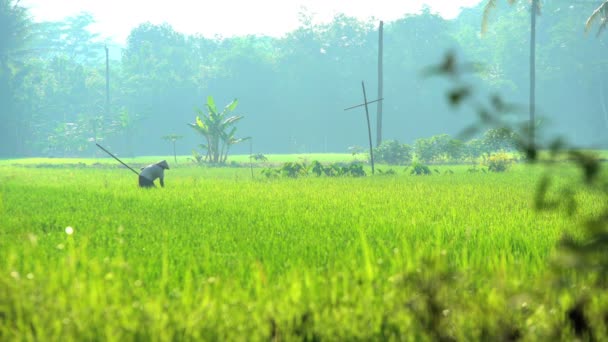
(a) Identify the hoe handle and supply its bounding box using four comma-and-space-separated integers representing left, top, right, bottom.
96, 143, 140, 176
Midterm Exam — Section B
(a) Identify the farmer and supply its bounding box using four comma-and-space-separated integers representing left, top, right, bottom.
139, 160, 170, 188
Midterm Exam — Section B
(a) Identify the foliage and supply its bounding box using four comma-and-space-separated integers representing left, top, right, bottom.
414, 134, 465, 163
309, 160, 324, 176
373, 140, 412, 165
260, 167, 279, 178
467, 165, 488, 173
482, 0, 541, 35
464, 138, 487, 160
585, 1, 608, 36
0, 0, 30, 61
408, 162, 432, 176
432, 51, 608, 340
1, 3, 607, 157
484, 151, 513, 172
0, 0, 32, 156
188, 96, 249, 164
280, 161, 308, 178
261, 161, 367, 178
482, 127, 519, 152
377, 168, 396, 176
189, 149, 204, 164
250, 153, 268, 162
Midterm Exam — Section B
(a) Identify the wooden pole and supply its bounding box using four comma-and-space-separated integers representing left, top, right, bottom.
361, 81, 375, 175
344, 98, 383, 111
172, 140, 177, 163
249, 139, 254, 179
529, 0, 537, 150
376, 21, 384, 147
105, 45, 110, 119
100, 44, 110, 153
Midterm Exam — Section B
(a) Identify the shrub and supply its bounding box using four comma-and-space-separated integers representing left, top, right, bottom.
409, 162, 432, 176
373, 140, 413, 165
261, 168, 279, 178
189, 150, 205, 164
414, 134, 464, 163
344, 163, 366, 177
250, 153, 268, 162
377, 169, 396, 176
280, 162, 307, 178
485, 152, 512, 172
262, 161, 367, 178
309, 160, 324, 176
324, 162, 367, 177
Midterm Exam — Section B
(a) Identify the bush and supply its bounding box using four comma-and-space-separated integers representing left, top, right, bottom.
414, 134, 465, 163
373, 140, 412, 165
280, 162, 307, 178
485, 152, 512, 172
262, 161, 367, 178
250, 153, 268, 162
409, 162, 432, 176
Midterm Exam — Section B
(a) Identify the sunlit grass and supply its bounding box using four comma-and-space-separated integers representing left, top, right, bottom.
0, 159, 605, 339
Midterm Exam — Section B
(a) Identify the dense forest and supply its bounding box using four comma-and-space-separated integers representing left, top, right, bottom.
1, 1, 606, 158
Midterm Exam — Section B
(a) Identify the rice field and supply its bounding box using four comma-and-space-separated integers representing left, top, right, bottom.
0, 157, 606, 340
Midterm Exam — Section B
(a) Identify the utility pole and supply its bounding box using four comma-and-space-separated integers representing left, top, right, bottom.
105, 44, 110, 119
344, 81, 383, 175
529, 0, 537, 150
376, 21, 384, 147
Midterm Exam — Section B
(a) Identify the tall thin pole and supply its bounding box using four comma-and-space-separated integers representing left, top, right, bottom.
249, 139, 254, 179
172, 140, 177, 163
529, 1, 536, 150
105, 45, 110, 119
376, 21, 384, 147
362, 81, 375, 175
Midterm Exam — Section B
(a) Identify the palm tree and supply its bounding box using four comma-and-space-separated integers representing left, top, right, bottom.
586, 1, 608, 36
482, 0, 540, 150
161, 134, 183, 163
188, 96, 249, 164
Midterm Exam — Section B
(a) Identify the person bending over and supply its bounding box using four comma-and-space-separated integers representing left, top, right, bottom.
139, 160, 170, 188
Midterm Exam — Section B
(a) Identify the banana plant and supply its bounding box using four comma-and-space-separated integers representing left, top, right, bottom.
188, 96, 249, 164
586, 1, 608, 36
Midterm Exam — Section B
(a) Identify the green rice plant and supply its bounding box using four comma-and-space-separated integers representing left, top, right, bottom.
0, 161, 606, 339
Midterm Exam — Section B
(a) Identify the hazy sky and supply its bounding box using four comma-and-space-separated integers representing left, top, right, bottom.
20, 0, 483, 43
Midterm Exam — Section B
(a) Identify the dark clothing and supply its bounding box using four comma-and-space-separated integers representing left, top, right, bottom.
139, 175, 156, 188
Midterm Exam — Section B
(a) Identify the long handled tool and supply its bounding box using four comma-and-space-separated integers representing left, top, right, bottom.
96, 143, 140, 176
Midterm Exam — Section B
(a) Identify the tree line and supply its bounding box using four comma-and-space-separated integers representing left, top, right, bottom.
1, 0, 606, 158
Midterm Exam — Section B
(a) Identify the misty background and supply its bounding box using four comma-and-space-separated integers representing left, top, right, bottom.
1, 1, 606, 158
